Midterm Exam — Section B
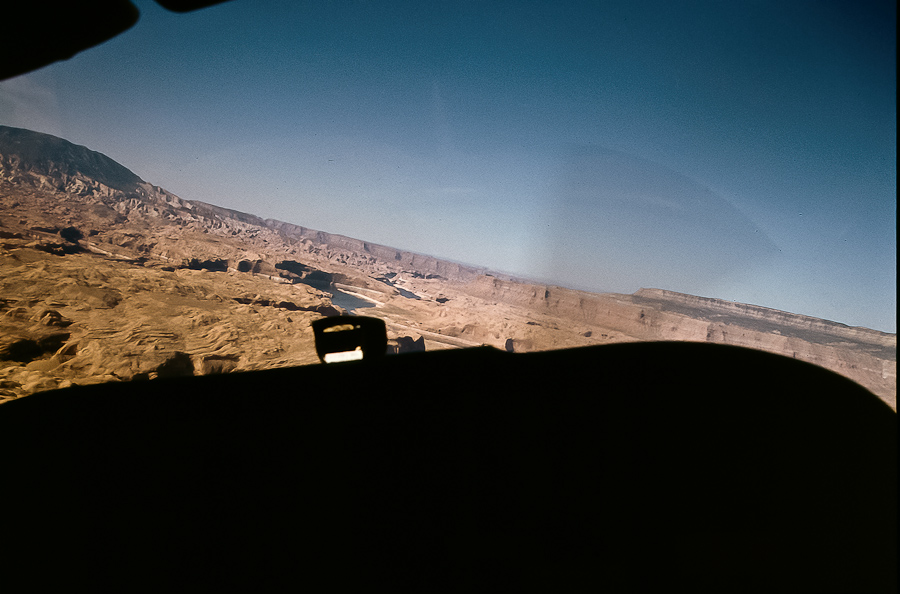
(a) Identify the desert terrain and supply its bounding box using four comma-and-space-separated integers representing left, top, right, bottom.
0, 125, 895, 409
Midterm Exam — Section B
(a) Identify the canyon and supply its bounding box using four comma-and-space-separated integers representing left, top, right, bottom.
0, 125, 894, 409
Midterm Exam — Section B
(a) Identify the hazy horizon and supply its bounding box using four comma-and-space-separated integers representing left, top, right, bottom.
1, 0, 895, 332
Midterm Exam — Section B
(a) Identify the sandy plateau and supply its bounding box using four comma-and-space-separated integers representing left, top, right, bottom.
0, 126, 895, 409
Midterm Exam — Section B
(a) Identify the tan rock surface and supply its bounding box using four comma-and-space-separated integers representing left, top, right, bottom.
0, 243, 330, 400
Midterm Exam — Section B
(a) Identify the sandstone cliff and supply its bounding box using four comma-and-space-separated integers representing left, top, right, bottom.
462, 276, 895, 408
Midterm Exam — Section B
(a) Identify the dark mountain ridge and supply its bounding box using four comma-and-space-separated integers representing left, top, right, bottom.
0, 125, 142, 192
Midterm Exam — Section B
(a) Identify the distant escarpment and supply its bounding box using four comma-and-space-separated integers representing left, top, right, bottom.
634, 288, 895, 348
464, 276, 896, 407
264, 219, 484, 282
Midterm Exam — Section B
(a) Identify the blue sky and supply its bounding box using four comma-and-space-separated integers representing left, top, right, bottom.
1, 0, 895, 332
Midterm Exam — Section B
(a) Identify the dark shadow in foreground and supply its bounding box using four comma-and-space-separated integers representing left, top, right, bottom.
0, 342, 895, 592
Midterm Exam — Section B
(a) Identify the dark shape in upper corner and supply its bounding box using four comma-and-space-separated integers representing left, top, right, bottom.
0, 1, 139, 81
0, 0, 234, 81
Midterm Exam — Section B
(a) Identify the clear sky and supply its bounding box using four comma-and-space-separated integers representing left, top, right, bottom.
1, 0, 895, 332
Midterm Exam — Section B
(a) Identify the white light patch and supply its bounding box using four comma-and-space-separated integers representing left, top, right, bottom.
323, 349, 364, 363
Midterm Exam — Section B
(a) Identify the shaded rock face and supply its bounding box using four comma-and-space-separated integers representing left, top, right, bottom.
187, 258, 228, 272
59, 226, 83, 243
1, 307, 72, 364
153, 351, 194, 379
387, 335, 426, 355
1, 338, 45, 362
0, 125, 895, 410
274, 260, 311, 276
199, 353, 240, 375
